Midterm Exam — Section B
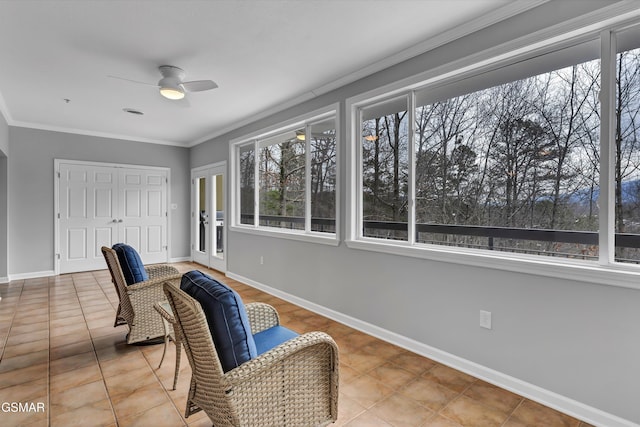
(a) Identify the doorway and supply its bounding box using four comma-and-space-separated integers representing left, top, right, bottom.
56, 160, 169, 274
191, 162, 226, 272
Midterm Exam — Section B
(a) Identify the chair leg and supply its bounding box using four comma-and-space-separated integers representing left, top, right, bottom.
158, 319, 170, 369
113, 304, 127, 327
172, 340, 181, 390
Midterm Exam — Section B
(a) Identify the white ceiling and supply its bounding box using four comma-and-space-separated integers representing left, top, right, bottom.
0, 0, 541, 147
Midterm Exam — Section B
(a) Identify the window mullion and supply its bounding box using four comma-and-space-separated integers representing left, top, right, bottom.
408, 93, 416, 246
599, 29, 616, 265
305, 124, 311, 233
356, 109, 364, 240
253, 139, 259, 228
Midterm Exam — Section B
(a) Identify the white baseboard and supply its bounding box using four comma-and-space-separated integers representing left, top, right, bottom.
169, 256, 191, 263
8, 270, 55, 282
0, 276, 8, 284
227, 271, 639, 427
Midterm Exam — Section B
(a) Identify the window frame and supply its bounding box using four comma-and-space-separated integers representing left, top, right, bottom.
229, 104, 340, 246
346, 12, 640, 290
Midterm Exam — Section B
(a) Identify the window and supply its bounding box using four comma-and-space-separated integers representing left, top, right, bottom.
614, 26, 640, 264
232, 109, 338, 242
310, 119, 338, 233
361, 97, 409, 241
258, 128, 306, 230
238, 143, 255, 225
353, 23, 640, 267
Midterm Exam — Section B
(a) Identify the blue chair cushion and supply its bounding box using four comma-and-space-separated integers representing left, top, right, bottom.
253, 325, 299, 355
180, 270, 257, 372
112, 243, 148, 285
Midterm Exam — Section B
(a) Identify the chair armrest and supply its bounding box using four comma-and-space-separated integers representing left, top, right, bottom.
222, 331, 339, 425
245, 302, 279, 334
225, 331, 339, 386
127, 274, 182, 303
145, 264, 180, 279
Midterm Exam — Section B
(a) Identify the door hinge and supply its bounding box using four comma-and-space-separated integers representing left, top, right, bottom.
57, 213, 60, 219
57, 171, 60, 178
56, 253, 60, 260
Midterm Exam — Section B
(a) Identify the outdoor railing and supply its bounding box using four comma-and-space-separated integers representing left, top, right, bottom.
239, 214, 640, 260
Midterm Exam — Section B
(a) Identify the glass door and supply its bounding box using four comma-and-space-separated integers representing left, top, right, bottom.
191, 163, 226, 272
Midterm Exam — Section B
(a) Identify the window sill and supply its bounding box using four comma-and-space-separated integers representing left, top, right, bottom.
230, 225, 339, 246
345, 238, 640, 290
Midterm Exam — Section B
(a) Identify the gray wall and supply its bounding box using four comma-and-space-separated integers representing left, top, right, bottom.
0, 111, 8, 280
191, 2, 640, 424
7, 127, 190, 275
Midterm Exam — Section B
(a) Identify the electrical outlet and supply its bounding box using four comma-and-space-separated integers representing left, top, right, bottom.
260, 256, 264, 265
480, 310, 492, 329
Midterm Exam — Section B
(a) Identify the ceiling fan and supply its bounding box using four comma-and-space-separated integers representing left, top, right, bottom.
109, 65, 218, 100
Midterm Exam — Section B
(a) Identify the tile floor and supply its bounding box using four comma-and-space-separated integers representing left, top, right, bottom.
0, 262, 594, 427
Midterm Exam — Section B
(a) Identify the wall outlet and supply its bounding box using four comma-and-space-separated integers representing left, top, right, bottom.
260, 256, 264, 265
480, 310, 492, 329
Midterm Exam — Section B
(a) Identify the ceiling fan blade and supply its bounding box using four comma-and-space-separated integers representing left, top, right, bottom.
107, 75, 158, 87
182, 80, 218, 92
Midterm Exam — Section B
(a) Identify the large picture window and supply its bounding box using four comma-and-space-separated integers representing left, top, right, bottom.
232, 110, 337, 241
354, 25, 640, 266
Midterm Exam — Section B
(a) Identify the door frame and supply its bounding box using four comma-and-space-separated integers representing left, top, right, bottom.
54, 159, 172, 275
191, 161, 227, 272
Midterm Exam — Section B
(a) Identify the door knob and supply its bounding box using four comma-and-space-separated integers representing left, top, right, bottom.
118, 219, 123, 223
112, 219, 118, 223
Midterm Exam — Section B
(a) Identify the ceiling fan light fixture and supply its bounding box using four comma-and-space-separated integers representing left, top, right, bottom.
159, 76, 185, 100
159, 85, 185, 100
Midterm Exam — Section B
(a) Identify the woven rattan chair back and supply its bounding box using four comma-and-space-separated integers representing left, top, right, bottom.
101, 246, 135, 326
163, 282, 239, 425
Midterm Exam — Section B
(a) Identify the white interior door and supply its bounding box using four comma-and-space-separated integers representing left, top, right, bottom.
191, 163, 226, 272
59, 163, 119, 273
57, 161, 169, 274
119, 168, 168, 264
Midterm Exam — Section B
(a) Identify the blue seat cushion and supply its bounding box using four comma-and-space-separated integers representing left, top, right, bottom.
112, 243, 148, 285
253, 325, 299, 355
180, 270, 257, 372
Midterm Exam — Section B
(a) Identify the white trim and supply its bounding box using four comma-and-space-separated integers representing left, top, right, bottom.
11, 123, 189, 147
0, 276, 8, 284
229, 104, 339, 146
599, 29, 616, 266
229, 225, 339, 247
227, 270, 638, 427
9, 270, 55, 281
169, 256, 191, 263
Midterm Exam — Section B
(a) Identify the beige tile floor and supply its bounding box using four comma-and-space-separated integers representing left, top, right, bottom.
0, 262, 595, 427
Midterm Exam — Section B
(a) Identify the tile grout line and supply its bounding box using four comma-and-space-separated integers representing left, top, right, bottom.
501, 398, 527, 427
47, 277, 52, 427
89, 269, 187, 426
0, 280, 25, 362
72, 273, 120, 427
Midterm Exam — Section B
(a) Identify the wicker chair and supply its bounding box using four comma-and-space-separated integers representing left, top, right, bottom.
101, 246, 182, 344
163, 281, 339, 427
